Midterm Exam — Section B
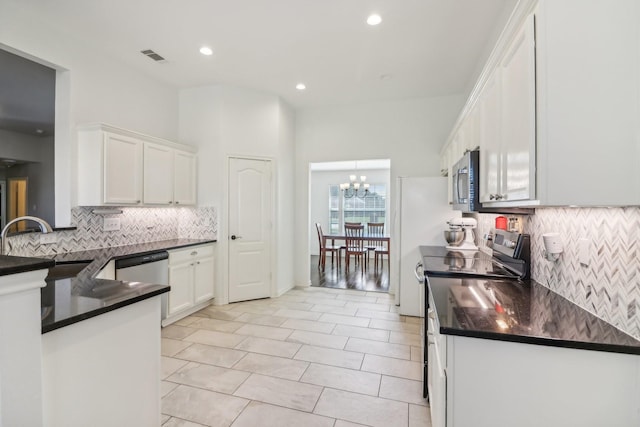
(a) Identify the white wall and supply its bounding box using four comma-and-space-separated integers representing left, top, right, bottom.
0, 1, 179, 226
179, 85, 296, 300
0, 130, 55, 225
310, 168, 390, 256
295, 95, 463, 287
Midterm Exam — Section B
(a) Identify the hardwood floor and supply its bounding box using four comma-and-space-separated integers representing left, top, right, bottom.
310, 255, 389, 293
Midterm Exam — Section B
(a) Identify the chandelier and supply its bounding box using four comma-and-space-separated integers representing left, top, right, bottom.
340, 174, 370, 198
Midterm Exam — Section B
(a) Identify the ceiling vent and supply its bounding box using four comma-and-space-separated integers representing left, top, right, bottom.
141, 49, 166, 62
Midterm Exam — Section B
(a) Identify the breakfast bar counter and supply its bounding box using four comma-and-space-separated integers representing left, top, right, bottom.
41, 238, 215, 333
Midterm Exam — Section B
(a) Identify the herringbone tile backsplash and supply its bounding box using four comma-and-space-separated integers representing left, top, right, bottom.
476, 208, 640, 340
6, 206, 217, 257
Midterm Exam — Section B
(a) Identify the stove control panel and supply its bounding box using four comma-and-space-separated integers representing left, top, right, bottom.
492, 229, 525, 258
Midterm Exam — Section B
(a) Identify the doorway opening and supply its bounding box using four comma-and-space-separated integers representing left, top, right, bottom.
309, 159, 391, 292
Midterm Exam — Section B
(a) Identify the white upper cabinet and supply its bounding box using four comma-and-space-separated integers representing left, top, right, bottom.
78, 124, 197, 207
143, 143, 197, 205
535, 0, 640, 205
103, 132, 143, 204
479, 13, 536, 205
478, 69, 502, 203
143, 143, 174, 205
447, 0, 640, 207
499, 14, 535, 203
173, 150, 197, 205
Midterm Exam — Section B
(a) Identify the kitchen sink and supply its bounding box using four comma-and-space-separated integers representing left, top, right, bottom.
45, 261, 91, 281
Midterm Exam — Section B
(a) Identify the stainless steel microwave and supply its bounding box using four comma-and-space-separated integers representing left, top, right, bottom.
451, 150, 480, 212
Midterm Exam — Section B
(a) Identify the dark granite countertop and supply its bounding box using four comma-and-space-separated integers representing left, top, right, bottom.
41, 238, 216, 333
0, 254, 55, 276
427, 275, 640, 355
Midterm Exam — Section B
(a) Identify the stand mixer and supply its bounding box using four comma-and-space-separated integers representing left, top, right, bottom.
445, 217, 478, 251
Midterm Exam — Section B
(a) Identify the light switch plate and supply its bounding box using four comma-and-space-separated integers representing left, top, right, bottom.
578, 238, 590, 266
40, 233, 57, 245
103, 217, 121, 231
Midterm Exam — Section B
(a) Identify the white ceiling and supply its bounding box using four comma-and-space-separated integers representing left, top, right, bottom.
8, 0, 517, 111
1, 0, 516, 134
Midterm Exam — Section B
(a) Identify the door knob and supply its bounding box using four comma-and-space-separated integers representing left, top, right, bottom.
230, 235, 242, 240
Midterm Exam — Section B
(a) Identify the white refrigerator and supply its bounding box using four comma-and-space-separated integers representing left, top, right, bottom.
393, 177, 460, 317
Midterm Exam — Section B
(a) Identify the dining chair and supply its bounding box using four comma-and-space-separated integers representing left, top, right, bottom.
344, 223, 367, 273
366, 222, 388, 272
315, 223, 341, 271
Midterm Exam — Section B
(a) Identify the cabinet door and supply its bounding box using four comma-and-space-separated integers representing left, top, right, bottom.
173, 150, 196, 205
168, 262, 194, 315
479, 70, 502, 203
500, 14, 536, 202
465, 103, 480, 152
193, 256, 215, 304
143, 143, 174, 204
428, 321, 447, 427
103, 132, 143, 204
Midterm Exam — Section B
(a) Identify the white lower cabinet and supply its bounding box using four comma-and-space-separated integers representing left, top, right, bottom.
427, 307, 447, 427
167, 259, 194, 316
42, 297, 162, 427
164, 243, 215, 326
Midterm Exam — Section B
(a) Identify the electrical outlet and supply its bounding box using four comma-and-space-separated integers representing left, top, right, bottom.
578, 238, 590, 266
103, 217, 121, 231
39, 233, 57, 245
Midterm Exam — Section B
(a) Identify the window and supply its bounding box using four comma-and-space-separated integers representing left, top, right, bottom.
329, 184, 387, 233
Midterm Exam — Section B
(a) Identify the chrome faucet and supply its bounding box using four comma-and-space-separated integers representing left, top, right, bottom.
1, 216, 53, 255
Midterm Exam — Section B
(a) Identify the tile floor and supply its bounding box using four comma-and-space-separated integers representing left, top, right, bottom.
160, 287, 432, 427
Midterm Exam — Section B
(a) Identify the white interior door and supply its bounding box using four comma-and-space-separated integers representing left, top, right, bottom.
228, 157, 272, 302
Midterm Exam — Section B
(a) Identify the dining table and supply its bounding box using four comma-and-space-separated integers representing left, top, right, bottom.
323, 233, 390, 271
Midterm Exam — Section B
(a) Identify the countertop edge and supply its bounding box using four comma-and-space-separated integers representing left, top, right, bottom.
0, 257, 56, 277
109, 239, 217, 259
439, 326, 640, 356
42, 286, 170, 334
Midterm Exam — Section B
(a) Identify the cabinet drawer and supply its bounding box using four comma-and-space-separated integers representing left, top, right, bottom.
169, 244, 214, 264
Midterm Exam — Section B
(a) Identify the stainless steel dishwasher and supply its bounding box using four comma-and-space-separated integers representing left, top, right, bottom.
115, 251, 169, 320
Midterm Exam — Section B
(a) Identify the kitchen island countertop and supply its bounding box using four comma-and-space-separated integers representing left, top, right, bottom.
0, 254, 55, 277
40, 238, 216, 333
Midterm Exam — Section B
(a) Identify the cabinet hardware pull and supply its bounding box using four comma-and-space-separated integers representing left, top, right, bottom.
175, 201, 180, 204
190, 251, 198, 256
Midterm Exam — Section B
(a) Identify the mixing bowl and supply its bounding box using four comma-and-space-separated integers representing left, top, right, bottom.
444, 230, 465, 246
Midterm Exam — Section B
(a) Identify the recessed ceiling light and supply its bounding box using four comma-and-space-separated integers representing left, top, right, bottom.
296, 83, 306, 90
199, 46, 213, 56
367, 14, 382, 26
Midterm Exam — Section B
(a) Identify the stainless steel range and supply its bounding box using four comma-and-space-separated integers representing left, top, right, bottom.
421, 229, 530, 280
417, 229, 531, 400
